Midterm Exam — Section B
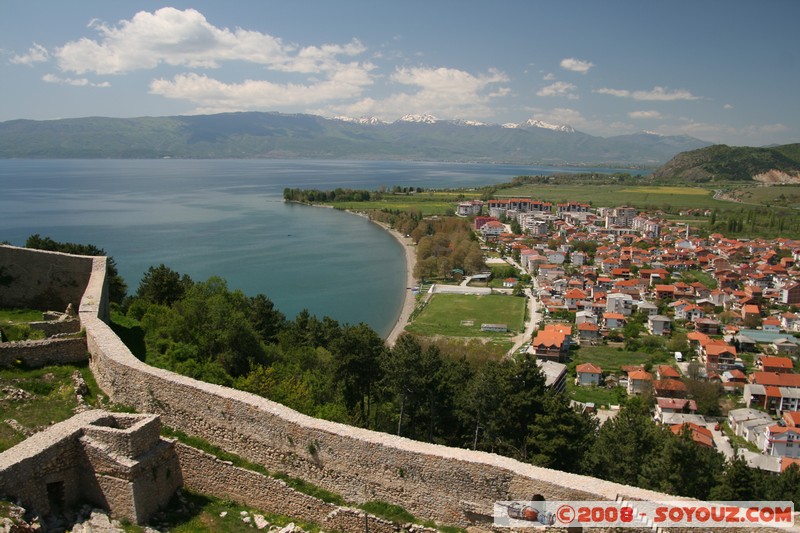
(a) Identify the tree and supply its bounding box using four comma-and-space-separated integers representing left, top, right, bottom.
526, 392, 598, 473
709, 456, 767, 502
136, 264, 193, 306
248, 293, 286, 344
331, 323, 385, 426
583, 397, 668, 485
382, 334, 424, 436
639, 427, 724, 499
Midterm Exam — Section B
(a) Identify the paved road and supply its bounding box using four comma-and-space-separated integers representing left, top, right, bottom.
508, 270, 541, 356
706, 421, 735, 460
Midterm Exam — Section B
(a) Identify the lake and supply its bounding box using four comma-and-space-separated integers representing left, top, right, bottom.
1, 159, 618, 336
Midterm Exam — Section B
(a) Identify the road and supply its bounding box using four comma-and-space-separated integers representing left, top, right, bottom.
507, 260, 542, 356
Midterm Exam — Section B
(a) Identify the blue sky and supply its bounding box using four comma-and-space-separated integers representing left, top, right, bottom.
1, 1, 798, 146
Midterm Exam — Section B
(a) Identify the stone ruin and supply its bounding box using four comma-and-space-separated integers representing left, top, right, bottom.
0, 411, 181, 526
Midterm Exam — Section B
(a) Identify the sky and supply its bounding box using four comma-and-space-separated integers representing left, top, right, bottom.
1, 1, 798, 146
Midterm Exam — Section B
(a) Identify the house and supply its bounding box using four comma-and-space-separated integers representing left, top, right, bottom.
655, 398, 697, 420
654, 284, 677, 300
682, 304, 706, 322
671, 423, 715, 448
502, 278, 518, 288
627, 369, 653, 395
763, 425, 800, 458
742, 304, 762, 324
653, 379, 688, 398
575, 363, 602, 386
647, 314, 671, 336
772, 337, 799, 357
636, 301, 658, 316
762, 316, 782, 332
759, 356, 795, 374
655, 365, 681, 381
480, 220, 506, 239
576, 321, 601, 342
536, 359, 567, 393
722, 369, 747, 392
703, 344, 737, 372
530, 326, 569, 363
564, 288, 588, 310
728, 408, 773, 437
694, 317, 721, 335
781, 282, 800, 305
575, 310, 597, 325
603, 312, 626, 330
780, 312, 800, 332
606, 292, 634, 316
744, 383, 800, 413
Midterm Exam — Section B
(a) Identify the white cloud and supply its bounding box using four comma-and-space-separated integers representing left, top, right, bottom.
53, 7, 365, 76
537, 81, 578, 99
560, 58, 594, 74
42, 73, 110, 87
723, 103, 734, 110
328, 66, 510, 120
542, 72, 556, 81
594, 86, 700, 101
149, 65, 374, 111
628, 110, 662, 119
11, 43, 50, 66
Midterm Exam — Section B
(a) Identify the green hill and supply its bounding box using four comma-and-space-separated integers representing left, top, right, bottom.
651, 143, 800, 182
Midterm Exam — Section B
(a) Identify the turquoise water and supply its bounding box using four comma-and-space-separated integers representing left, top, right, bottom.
0, 159, 622, 336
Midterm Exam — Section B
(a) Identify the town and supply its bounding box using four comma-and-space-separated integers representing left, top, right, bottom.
454, 195, 800, 473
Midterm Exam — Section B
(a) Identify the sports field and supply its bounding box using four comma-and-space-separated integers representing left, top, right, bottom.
405, 293, 525, 337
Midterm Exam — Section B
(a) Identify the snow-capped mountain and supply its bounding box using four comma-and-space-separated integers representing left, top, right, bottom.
396, 114, 439, 124
0, 110, 713, 164
451, 119, 490, 127
333, 115, 386, 125
505, 119, 575, 133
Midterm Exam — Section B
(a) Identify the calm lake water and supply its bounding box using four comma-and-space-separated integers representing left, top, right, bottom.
1, 159, 620, 336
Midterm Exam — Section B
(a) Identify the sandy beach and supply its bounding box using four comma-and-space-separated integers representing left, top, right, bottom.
376, 222, 417, 346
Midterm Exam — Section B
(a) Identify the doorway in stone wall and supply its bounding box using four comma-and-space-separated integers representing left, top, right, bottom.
46, 481, 65, 514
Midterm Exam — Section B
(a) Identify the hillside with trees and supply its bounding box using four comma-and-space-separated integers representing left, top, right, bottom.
651, 143, 800, 182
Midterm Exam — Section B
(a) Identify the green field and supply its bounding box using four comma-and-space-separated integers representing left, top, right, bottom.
406, 293, 525, 337
494, 184, 730, 210
571, 345, 672, 374
329, 190, 468, 216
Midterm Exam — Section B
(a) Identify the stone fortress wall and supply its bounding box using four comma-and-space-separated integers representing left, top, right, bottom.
0, 244, 727, 529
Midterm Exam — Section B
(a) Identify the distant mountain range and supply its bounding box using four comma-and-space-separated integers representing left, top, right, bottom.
651, 143, 800, 183
0, 111, 712, 166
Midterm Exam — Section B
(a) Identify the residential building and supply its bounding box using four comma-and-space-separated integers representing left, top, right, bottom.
647, 315, 671, 336
575, 363, 602, 386
782, 282, 800, 306
536, 360, 567, 393
763, 425, 800, 458
759, 356, 795, 374
671, 423, 715, 448
627, 370, 653, 395
530, 326, 569, 363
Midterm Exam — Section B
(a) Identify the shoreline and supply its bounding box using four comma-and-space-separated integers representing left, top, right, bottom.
370, 219, 417, 346
287, 202, 416, 343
